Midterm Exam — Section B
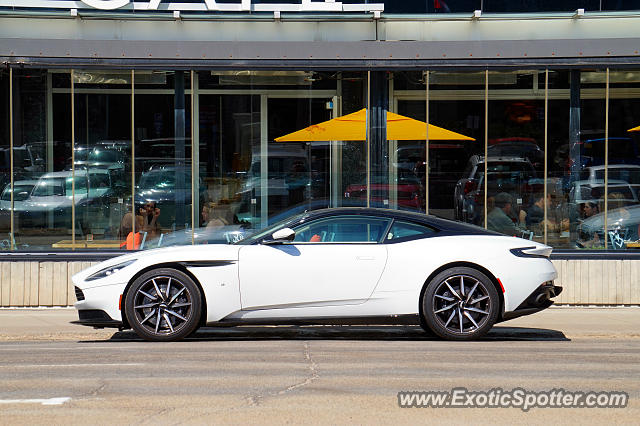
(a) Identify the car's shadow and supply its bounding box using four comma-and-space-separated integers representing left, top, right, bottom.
99, 325, 569, 342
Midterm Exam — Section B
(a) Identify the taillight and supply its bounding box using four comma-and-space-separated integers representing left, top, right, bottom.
463, 180, 477, 194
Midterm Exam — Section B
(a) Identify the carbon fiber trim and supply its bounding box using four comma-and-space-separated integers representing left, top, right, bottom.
180, 261, 237, 267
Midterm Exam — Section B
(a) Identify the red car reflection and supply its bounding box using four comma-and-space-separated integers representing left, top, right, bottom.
344, 172, 424, 210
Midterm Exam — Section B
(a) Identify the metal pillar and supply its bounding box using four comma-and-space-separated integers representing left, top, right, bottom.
569, 70, 581, 180
368, 71, 389, 207
174, 71, 186, 229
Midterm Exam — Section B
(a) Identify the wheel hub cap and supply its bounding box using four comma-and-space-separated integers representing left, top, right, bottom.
432, 274, 492, 335
132, 276, 193, 336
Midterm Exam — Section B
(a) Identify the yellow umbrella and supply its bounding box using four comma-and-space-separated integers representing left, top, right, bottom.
274, 108, 475, 142
628, 125, 640, 132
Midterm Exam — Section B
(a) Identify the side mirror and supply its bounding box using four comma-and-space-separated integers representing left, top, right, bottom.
264, 227, 295, 245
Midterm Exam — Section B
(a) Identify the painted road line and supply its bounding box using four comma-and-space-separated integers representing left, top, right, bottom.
0, 397, 71, 405
0, 363, 144, 368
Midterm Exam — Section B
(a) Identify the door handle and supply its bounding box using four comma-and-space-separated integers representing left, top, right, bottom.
356, 256, 375, 261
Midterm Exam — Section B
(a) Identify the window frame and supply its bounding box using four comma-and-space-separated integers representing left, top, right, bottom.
289, 214, 394, 244
383, 219, 439, 244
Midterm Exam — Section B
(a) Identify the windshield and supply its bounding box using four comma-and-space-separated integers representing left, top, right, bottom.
235, 212, 307, 245
89, 149, 120, 163
139, 169, 190, 190
89, 172, 110, 188
32, 178, 66, 196
32, 176, 87, 196
1, 183, 35, 201
75, 149, 121, 163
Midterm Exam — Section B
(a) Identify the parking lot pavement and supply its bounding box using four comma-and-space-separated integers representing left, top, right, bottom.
0, 306, 639, 341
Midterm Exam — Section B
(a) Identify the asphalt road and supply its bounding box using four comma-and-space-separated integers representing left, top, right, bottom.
0, 308, 638, 424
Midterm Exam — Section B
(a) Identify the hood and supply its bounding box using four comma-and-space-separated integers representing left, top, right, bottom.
72, 244, 241, 288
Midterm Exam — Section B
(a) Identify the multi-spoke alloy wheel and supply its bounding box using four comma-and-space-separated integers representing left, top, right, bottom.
125, 269, 201, 341
421, 267, 499, 340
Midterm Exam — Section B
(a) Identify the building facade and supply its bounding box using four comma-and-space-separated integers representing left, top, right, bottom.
1, 1, 640, 306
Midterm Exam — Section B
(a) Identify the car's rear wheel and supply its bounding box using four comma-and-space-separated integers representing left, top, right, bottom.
421, 267, 499, 341
125, 268, 202, 341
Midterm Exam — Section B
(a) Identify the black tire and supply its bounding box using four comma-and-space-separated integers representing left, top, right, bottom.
125, 268, 202, 342
421, 267, 499, 341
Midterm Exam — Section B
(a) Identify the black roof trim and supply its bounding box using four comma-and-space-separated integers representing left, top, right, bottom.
293, 207, 499, 237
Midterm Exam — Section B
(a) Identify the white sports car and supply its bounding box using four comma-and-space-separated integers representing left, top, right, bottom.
72, 208, 561, 341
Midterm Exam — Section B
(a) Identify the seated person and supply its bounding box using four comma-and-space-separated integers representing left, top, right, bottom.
582, 201, 599, 220
202, 200, 235, 228
525, 194, 546, 228
520, 193, 570, 235
487, 192, 521, 236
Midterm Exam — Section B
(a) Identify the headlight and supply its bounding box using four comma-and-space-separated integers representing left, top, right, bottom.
85, 259, 137, 282
510, 246, 552, 259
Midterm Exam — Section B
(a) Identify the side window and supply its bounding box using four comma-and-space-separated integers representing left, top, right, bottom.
386, 220, 436, 242
293, 216, 391, 243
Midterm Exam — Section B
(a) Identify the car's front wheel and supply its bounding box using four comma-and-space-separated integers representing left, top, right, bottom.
125, 268, 202, 341
421, 267, 499, 340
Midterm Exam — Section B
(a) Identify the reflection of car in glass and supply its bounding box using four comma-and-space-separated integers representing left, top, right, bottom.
0, 145, 45, 186
487, 138, 544, 170
73, 207, 560, 342
577, 204, 640, 249
137, 165, 202, 229
71, 146, 128, 168
568, 179, 638, 206
235, 147, 312, 223
454, 156, 536, 223
0, 180, 37, 204
396, 143, 469, 210
150, 225, 249, 249
0, 180, 38, 230
137, 165, 193, 201
237, 197, 423, 229
68, 146, 129, 195
580, 165, 640, 196
344, 171, 424, 211
578, 137, 640, 167
18, 170, 113, 229
135, 138, 192, 173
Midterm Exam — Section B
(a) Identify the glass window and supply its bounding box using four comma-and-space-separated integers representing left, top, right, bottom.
590, 69, 640, 249
195, 69, 367, 250
134, 70, 192, 249
292, 216, 391, 243
485, 71, 545, 238
378, 0, 640, 13
421, 71, 486, 221
386, 220, 436, 241
10, 69, 74, 250
0, 69, 9, 250
73, 69, 132, 250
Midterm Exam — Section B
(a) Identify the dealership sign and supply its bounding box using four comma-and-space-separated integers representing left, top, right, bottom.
0, 0, 384, 12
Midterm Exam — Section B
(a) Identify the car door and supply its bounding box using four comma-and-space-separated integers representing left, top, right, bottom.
238, 215, 390, 310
